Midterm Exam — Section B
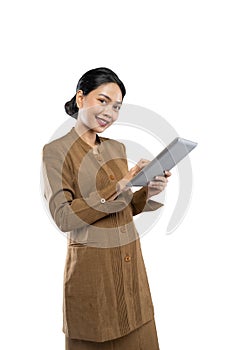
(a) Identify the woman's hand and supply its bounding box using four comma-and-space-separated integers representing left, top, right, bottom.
125, 159, 151, 180
147, 170, 172, 198
119, 159, 151, 188
111, 159, 151, 199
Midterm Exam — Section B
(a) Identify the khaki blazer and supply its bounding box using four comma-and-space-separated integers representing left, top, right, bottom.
42, 127, 163, 342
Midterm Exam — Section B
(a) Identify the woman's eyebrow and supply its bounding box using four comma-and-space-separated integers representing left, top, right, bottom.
98, 93, 122, 104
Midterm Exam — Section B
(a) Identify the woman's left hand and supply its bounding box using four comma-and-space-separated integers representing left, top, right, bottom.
147, 170, 172, 198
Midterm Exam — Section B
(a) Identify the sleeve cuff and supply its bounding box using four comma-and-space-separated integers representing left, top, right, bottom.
131, 186, 164, 215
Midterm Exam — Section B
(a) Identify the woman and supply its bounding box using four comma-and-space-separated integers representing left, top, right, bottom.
42, 67, 171, 349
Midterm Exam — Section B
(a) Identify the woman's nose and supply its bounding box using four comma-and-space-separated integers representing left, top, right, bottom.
102, 105, 113, 118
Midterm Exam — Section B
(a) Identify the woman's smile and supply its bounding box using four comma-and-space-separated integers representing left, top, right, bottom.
95, 115, 110, 127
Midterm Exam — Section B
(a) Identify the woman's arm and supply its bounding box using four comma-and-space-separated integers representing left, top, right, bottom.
42, 147, 132, 233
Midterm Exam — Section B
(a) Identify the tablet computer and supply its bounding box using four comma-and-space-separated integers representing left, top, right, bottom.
125, 137, 197, 187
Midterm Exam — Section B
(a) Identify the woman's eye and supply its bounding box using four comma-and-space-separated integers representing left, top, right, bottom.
98, 99, 107, 105
113, 104, 121, 112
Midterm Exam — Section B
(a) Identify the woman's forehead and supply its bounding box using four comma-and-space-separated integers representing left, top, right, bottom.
90, 83, 122, 101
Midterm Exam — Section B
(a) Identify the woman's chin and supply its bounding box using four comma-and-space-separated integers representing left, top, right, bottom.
91, 123, 111, 133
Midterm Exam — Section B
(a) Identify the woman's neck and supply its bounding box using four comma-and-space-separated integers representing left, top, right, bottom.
75, 123, 97, 148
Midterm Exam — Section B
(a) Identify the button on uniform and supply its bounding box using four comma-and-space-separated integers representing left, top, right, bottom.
120, 226, 126, 233
100, 198, 106, 204
124, 255, 131, 262
109, 174, 115, 180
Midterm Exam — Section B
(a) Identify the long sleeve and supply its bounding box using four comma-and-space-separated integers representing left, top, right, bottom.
43, 148, 132, 233
130, 186, 163, 215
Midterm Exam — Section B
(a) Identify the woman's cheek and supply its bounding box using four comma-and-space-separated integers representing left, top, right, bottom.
92, 105, 105, 116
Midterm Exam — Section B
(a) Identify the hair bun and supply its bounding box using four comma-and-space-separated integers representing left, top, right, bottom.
64, 95, 79, 118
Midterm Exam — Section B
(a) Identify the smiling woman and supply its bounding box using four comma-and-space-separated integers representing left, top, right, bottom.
42, 67, 168, 350
75, 83, 122, 140
64, 68, 125, 147
65, 68, 125, 116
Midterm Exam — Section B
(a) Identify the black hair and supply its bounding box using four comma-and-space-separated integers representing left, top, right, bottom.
64, 67, 126, 119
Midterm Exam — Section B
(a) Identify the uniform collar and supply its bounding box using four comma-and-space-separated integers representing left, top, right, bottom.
70, 127, 101, 152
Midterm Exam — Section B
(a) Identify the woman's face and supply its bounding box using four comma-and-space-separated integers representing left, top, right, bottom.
76, 82, 123, 133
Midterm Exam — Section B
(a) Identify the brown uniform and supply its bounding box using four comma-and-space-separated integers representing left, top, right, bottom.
42, 127, 162, 348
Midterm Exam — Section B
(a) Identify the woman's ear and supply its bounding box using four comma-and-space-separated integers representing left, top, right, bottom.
76, 90, 84, 108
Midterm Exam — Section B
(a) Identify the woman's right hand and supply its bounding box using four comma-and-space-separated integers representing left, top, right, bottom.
116, 159, 151, 193
126, 159, 151, 180
109, 159, 151, 200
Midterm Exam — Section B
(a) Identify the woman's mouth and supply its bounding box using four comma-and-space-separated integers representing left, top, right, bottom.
95, 116, 110, 127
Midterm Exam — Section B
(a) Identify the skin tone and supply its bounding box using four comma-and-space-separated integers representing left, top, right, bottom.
74, 82, 171, 199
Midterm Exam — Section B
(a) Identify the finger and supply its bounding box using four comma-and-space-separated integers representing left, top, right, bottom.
148, 181, 167, 189
153, 176, 168, 183
137, 159, 150, 168
164, 170, 172, 177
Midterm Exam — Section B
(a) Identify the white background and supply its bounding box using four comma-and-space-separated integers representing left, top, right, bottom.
0, 1, 232, 349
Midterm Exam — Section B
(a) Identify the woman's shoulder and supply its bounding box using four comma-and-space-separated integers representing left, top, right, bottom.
42, 128, 76, 159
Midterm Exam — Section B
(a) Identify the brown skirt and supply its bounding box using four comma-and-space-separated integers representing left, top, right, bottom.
65, 319, 160, 350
